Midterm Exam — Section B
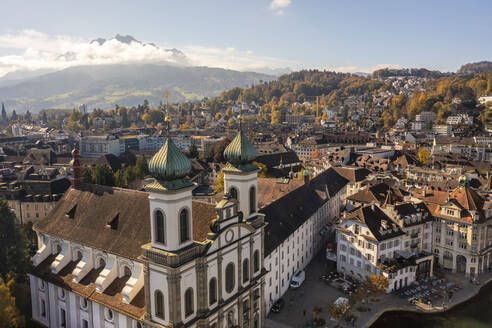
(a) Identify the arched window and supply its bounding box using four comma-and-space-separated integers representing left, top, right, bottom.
249, 186, 256, 214
209, 278, 217, 305
229, 187, 238, 200
253, 250, 260, 272
184, 288, 194, 317
155, 210, 165, 244
76, 250, 83, 261
154, 290, 164, 319
179, 209, 190, 244
225, 263, 235, 293
242, 258, 249, 283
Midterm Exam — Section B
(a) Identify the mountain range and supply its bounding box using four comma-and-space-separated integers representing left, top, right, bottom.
0, 35, 275, 112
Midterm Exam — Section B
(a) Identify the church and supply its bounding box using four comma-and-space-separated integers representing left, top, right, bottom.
29, 128, 266, 328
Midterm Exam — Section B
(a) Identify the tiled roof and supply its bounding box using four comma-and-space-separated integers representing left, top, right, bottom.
260, 168, 348, 255
345, 205, 405, 241
33, 184, 215, 260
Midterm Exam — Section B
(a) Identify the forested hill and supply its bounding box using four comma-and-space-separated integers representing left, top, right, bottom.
215, 68, 492, 127
458, 61, 492, 74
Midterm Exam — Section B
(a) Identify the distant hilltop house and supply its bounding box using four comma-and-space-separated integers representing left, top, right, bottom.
478, 95, 492, 104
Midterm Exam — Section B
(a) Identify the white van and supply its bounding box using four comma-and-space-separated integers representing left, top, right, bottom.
290, 270, 305, 289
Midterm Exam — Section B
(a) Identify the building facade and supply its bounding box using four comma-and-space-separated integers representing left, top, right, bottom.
29, 130, 267, 328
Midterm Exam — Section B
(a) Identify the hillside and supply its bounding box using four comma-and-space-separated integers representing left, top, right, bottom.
0, 63, 273, 111
458, 61, 492, 74
213, 68, 492, 127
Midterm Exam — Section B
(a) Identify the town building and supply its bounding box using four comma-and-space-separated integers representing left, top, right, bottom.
421, 183, 492, 276
79, 135, 121, 158
261, 169, 348, 312
336, 203, 434, 292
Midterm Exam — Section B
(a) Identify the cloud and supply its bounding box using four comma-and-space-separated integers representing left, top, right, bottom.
270, 0, 291, 15
0, 30, 296, 77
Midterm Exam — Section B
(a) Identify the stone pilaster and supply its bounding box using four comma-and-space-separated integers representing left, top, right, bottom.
196, 259, 208, 315
143, 262, 152, 320
168, 270, 183, 326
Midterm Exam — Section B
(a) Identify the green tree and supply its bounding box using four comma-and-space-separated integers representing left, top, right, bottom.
187, 143, 199, 159
135, 157, 149, 178
0, 199, 30, 282
82, 167, 93, 184
0, 277, 24, 328
91, 165, 115, 186
115, 170, 126, 188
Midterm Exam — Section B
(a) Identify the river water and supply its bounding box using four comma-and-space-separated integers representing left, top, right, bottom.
371, 281, 492, 328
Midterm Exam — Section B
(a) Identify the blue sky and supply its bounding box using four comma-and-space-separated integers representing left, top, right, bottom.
0, 0, 491, 76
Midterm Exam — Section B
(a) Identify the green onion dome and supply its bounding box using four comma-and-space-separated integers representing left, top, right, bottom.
148, 137, 191, 181
224, 131, 257, 165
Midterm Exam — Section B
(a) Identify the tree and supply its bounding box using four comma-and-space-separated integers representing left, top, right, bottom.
0, 200, 30, 282
418, 147, 430, 164
327, 299, 352, 327
82, 167, 93, 184
135, 157, 149, 178
187, 143, 199, 159
212, 172, 224, 193
213, 138, 231, 163
68, 110, 83, 132
0, 277, 24, 328
1, 103, 6, 122
115, 170, 126, 188
271, 109, 281, 125
93, 165, 115, 186
364, 275, 389, 297
252, 161, 267, 178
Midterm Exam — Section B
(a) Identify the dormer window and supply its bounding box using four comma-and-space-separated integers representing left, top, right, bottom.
66, 204, 77, 219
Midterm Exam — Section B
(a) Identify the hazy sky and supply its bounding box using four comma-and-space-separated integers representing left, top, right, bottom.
0, 0, 491, 76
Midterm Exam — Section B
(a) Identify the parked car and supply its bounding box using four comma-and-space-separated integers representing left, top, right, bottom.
271, 299, 285, 313
290, 270, 305, 289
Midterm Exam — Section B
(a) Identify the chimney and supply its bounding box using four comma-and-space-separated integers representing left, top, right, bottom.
70, 149, 82, 189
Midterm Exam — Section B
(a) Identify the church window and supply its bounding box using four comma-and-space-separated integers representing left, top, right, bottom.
104, 308, 113, 322
60, 308, 66, 327
154, 290, 164, 319
225, 263, 235, 293
155, 210, 165, 244
40, 299, 46, 317
209, 278, 217, 305
249, 186, 256, 214
253, 250, 260, 272
243, 258, 250, 283
230, 187, 238, 200
184, 288, 194, 317
76, 250, 83, 261
179, 209, 190, 244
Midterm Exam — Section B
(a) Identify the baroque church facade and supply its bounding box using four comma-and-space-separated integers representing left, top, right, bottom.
29, 129, 266, 328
